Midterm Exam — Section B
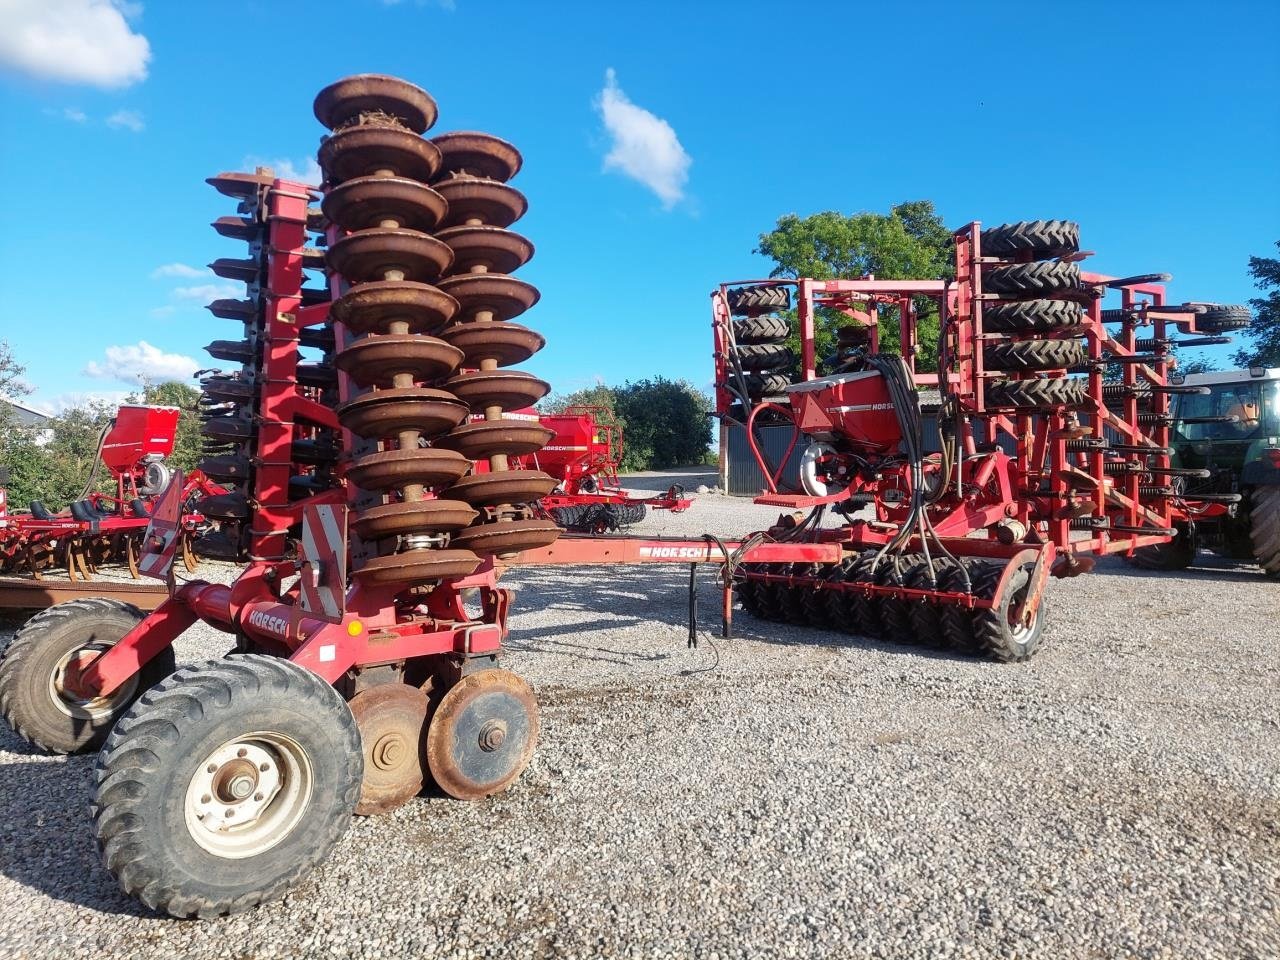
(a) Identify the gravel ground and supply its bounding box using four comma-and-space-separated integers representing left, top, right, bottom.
1, 476, 1277, 959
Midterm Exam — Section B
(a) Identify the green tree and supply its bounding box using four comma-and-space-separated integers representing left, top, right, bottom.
613, 377, 712, 471
754, 200, 954, 372
1232, 241, 1279, 368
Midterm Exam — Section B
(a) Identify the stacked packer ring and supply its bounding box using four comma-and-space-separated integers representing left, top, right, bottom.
315, 75, 558, 591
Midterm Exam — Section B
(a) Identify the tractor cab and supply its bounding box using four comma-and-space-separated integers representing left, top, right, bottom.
1171, 368, 1280, 464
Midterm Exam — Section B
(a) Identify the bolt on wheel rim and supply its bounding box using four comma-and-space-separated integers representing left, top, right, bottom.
184, 733, 313, 859
48, 644, 138, 721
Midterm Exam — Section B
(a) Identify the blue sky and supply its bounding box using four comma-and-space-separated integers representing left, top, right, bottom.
1, 0, 1277, 413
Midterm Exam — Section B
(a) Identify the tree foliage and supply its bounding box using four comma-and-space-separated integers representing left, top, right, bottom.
1232, 241, 1280, 368
754, 200, 954, 372
543, 378, 711, 472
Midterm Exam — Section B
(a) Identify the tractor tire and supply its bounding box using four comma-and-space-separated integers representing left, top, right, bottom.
985, 377, 1089, 410
734, 315, 790, 344
736, 372, 790, 397
847, 551, 884, 638
980, 220, 1080, 260
753, 567, 786, 622
549, 505, 587, 530
735, 343, 793, 371
938, 561, 983, 656
876, 557, 918, 645
1248, 485, 1280, 577
905, 558, 952, 648
1197, 304, 1252, 333
1126, 521, 1196, 571
983, 299, 1084, 334
983, 261, 1081, 298
618, 503, 647, 525
774, 563, 811, 625
92, 655, 363, 918
971, 560, 1048, 663
801, 569, 837, 628
0, 598, 177, 755
821, 557, 860, 631
727, 285, 790, 317
736, 568, 764, 618
984, 338, 1087, 372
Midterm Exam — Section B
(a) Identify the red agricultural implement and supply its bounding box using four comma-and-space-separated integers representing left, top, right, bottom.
0, 404, 218, 582
0, 74, 1244, 921
514, 405, 692, 531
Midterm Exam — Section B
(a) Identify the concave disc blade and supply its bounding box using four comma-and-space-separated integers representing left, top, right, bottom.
354, 499, 478, 541
446, 470, 557, 508
435, 177, 527, 229
335, 334, 463, 388
437, 226, 534, 276
430, 132, 523, 182
445, 371, 550, 412
319, 125, 442, 185
438, 321, 545, 367
451, 518, 561, 556
346, 448, 470, 492
209, 258, 259, 282
435, 420, 553, 459
206, 298, 257, 322
314, 74, 439, 134
354, 547, 481, 586
349, 682, 430, 816
326, 228, 453, 284
211, 215, 259, 241
337, 387, 469, 439
425, 669, 538, 801
322, 176, 448, 233
330, 280, 459, 336
436, 274, 540, 323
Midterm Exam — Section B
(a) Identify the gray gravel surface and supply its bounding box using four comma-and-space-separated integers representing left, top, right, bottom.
1, 482, 1277, 959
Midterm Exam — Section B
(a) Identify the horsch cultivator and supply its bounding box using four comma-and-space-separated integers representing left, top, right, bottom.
0, 405, 217, 581
0, 74, 1245, 921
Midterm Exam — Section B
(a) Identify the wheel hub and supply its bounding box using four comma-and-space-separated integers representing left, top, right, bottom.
426, 668, 538, 801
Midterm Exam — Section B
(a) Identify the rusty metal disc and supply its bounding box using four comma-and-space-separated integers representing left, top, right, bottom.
314, 74, 439, 134
337, 387, 470, 439
445, 370, 550, 412
436, 226, 534, 276
430, 132, 523, 182
438, 321, 545, 367
205, 339, 253, 363
435, 177, 528, 229
321, 176, 448, 233
199, 492, 251, 521
436, 420, 554, 459
436, 274, 540, 323
211, 215, 258, 241
206, 170, 275, 199
346, 448, 470, 492
318, 125, 442, 185
426, 669, 538, 801
334, 334, 463, 388
201, 416, 253, 443
354, 499, 478, 541
206, 298, 257, 322
451, 519, 561, 556
349, 682, 430, 816
446, 470, 558, 508
326, 228, 454, 284
354, 547, 481, 586
209, 258, 259, 282
330, 280, 458, 336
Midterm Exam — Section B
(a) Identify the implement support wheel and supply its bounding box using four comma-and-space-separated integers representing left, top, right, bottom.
426, 668, 538, 801
350, 682, 430, 815
972, 562, 1047, 662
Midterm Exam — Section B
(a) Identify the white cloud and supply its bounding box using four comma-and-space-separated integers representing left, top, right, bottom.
151, 262, 207, 279
63, 106, 87, 122
596, 68, 690, 209
106, 108, 144, 132
0, 0, 150, 89
84, 341, 199, 384
37, 389, 133, 414
173, 283, 241, 301
243, 155, 321, 186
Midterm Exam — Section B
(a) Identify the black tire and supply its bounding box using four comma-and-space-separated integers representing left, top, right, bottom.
801, 568, 837, 628
986, 377, 1089, 410
938, 561, 983, 656
1126, 521, 1196, 570
905, 558, 951, 648
727, 285, 789, 317
735, 343, 793, 371
92, 655, 363, 918
728, 371, 790, 397
847, 551, 883, 638
971, 561, 1048, 663
984, 338, 1087, 372
0, 598, 177, 754
980, 220, 1080, 259
821, 557, 860, 632
1249, 485, 1280, 577
736, 566, 764, 618
549, 505, 586, 530
983, 261, 1081, 298
1197, 304, 1251, 333
983, 299, 1084, 334
876, 557, 917, 645
734, 315, 790, 344
619, 503, 647, 525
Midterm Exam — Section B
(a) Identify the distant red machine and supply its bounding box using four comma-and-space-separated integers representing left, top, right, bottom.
513, 405, 692, 531
0, 404, 220, 580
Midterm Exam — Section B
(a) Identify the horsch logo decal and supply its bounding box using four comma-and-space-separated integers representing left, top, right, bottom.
247, 610, 290, 636
638, 546, 707, 559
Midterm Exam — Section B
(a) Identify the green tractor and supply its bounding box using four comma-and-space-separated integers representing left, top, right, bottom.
1133, 366, 1280, 575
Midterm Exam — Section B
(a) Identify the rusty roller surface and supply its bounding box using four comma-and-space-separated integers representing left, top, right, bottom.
428, 130, 558, 556
318, 75, 480, 587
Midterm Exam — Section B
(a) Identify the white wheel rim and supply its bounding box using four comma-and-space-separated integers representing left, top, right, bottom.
48, 644, 138, 721
185, 732, 314, 859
